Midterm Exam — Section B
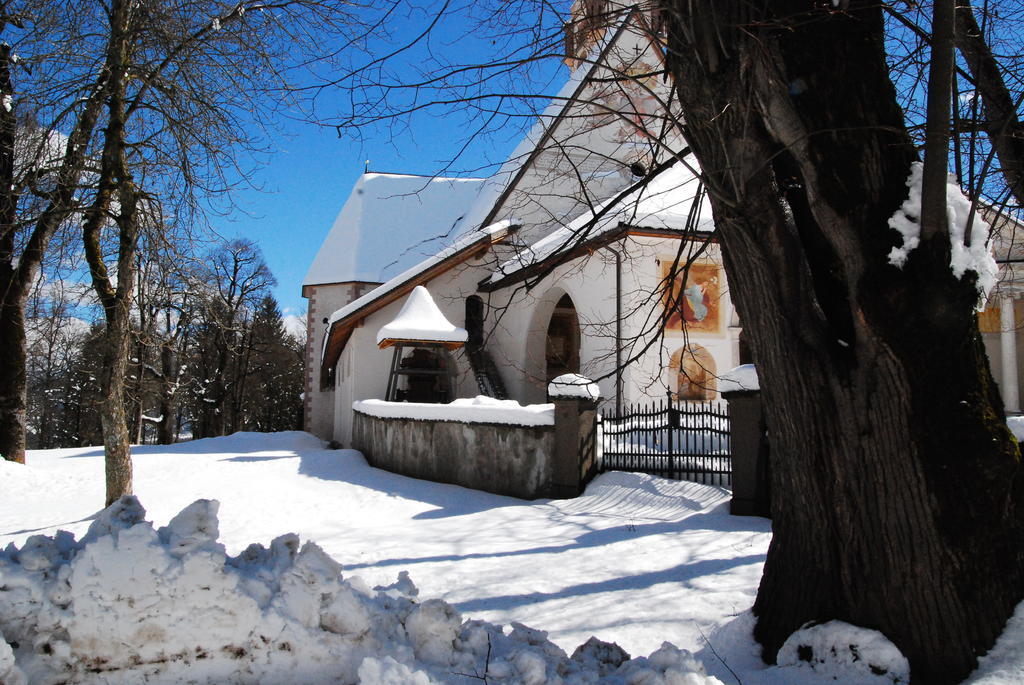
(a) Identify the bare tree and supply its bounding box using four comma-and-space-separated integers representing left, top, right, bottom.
137, 235, 199, 445
953, 0, 1024, 206
0, 2, 110, 463
190, 238, 275, 438
661, 2, 1021, 681
24, 277, 91, 448
1, 0, 371, 500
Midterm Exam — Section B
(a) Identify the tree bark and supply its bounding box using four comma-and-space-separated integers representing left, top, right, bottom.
0, 304, 27, 463
920, 0, 955, 241
0, 42, 107, 462
0, 44, 25, 463
660, 2, 1024, 682
98, 288, 135, 506
156, 342, 179, 444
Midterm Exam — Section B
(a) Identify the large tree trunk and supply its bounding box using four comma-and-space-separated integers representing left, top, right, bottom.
0, 303, 27, 463
661, 2, 1024, 682
0, 44, 24, 463
98, 298, 134, 506
156, 343, 179, 444
0, 40, 107, 462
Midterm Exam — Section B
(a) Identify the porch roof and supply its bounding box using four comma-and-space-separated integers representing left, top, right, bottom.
376, 286, 468, 349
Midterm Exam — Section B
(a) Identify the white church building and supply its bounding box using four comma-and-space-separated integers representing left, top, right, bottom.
301, 2, 1024, 448
301, 4, 746, 447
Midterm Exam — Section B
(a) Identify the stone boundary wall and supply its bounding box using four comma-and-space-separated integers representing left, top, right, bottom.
352, 410, 557, 500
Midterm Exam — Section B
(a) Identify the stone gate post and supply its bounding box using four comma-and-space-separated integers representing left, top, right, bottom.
720, 365, 771, 517
548, 375, 602, 498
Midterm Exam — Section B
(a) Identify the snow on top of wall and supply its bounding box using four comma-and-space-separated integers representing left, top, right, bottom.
718, 364, 759, 394
548, 374, 602, 400
354, 396, 555, 426
887, 161, 998, 297
490, 161, 714, 283
376, 286, 467, 345
303, 173, 487, 287
1007, 416, 1024, 442
0, 494, 724, 684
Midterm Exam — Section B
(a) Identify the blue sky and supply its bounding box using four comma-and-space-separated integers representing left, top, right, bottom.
211, 2, 570, 318
209, 106, 512, 317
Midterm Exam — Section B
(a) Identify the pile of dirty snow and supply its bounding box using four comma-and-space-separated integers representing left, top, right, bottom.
0, 495, 722, 684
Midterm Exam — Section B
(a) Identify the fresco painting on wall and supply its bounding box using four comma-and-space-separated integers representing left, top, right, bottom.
662, 260, 722, 334
669, 344, 717, 401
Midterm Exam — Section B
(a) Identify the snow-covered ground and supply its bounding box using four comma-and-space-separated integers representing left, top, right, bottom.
1, 432, 1021, 683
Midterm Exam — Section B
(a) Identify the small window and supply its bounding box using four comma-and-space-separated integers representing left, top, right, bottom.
321, 365, 335, 391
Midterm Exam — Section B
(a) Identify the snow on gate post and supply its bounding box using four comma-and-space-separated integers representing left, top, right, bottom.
719, 364, 771, 517
548, 374, 602, 498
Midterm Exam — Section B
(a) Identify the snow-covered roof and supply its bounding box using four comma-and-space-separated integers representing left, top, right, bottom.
375, 286, 468, 347
320, 220, 515, 368
303, 173, 486, 287
326, 219, 515, 330
490, 160, 713, 285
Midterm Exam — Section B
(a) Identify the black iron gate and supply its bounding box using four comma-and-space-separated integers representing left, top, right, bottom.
597, 393, 731, 486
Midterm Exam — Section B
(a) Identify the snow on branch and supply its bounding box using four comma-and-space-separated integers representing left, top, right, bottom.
887, 162, 998, 297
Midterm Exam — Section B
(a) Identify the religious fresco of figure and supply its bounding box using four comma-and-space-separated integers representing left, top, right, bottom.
662, 260, 722, 335
583, 61, 663, 143
615, 63, 661, 142
669, 344, 717, 401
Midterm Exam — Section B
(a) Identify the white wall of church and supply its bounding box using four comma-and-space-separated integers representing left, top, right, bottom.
487, 269, 620, 405
480, 235, 739, 411
303, 281, 381, 442
315, 232, 742, 449
623, 239, 739, 404
980, 296, 1024, 415
323, 254, 496, 447
494, 25, 688, 251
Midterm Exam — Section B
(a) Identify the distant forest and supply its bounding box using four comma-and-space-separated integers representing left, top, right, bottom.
25, 238, 304, 448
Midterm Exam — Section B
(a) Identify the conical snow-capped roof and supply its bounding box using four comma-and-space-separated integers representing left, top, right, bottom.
376, 286, 468, 348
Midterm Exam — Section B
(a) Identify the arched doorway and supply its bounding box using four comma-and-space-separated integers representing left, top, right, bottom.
546, 294, 581, 383
669, 344, 716, 400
